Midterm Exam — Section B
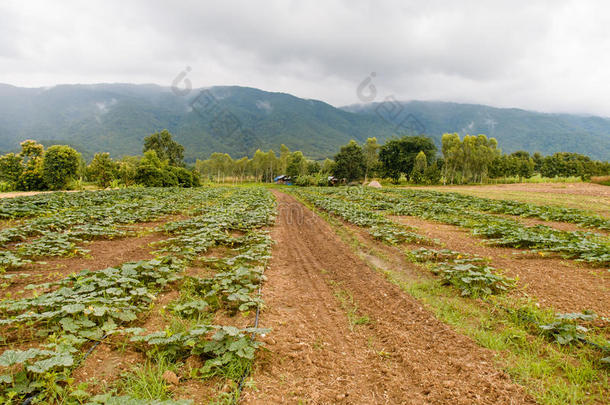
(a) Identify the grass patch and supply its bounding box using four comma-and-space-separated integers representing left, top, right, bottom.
118, 354, 181, 401
328, 280, 371, 330
382, 268, 608, 404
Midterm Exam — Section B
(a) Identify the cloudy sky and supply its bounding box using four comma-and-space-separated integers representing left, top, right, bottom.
1, 0, 610, 115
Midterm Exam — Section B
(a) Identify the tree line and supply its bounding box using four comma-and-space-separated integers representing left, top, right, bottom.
0, 130, 200, 191
0, 129, 608, 191
199, 132, 609, 186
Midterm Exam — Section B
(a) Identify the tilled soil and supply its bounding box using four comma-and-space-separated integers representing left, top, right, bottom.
428, 182, 610, 197
391, 216, 610, 317
0, 231, 167, 299
244, 191, 534, 404
485, 212, 609, 236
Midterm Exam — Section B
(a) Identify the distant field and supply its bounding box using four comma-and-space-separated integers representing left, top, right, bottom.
420, 182, 610, 217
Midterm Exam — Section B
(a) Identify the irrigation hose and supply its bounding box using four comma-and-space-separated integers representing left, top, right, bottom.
20, 334, 108, 405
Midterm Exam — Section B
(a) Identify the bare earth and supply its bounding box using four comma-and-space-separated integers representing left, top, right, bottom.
392, 216, 610, 317
243, 191, 534, 404
427, 182, 610, 198
0, 190, 80, 199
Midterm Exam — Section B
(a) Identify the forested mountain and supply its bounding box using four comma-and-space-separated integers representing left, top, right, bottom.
0, 83, 609, 161
344, 101, 610, 160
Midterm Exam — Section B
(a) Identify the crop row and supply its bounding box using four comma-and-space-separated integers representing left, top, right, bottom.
292, 188, 515, 297
291, 188, 428, 245
325, 188, 610, 266
0, 187, 276, 403
381, 188, 610, 231
0, 188, 236, 273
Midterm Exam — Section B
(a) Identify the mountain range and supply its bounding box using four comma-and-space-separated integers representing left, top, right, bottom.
0, 83, 608, 161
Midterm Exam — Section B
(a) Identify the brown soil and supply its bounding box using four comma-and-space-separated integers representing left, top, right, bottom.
0, 190, 80, 199
428, 182, 610, 197
489, 213, 609, 236
0, 231, 167, 299
72, 288, 181, 392
243, 191, 534, 404
71, 342, 144, 394
391, 216, 610, 317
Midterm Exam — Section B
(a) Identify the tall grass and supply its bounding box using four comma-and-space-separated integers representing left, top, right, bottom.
591, 176, 610, 186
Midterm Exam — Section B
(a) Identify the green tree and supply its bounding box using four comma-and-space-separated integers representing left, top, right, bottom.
423, 160, 442, 184
118, 156, 139, 186
321, 158, 335, 174
207, 152, 233, 182
441, 133, 499, 184
88, 153, 118, 188
279, 144, 291, 174
41, 145, 80, 190
286, 151, 307, 178
333, 140, 366, 182
143, 129, 185, 167
410, 151, 428, 183
532, 152, 544, 173
234, 156, 250, 181
0, 153, 23, 188
19, 140, 44, 162
509, 151, 535, 180
16, 140, 46, 190
307, 160, 321, 174
379, 136, 436, 183
441, 133, 463, 184
363, 137, 380, 180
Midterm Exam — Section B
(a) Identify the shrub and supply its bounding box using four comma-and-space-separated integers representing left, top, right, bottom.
0, 153, 23, 188
18, 160, 47, 191
88, 152, 118, 188
134, 165, 165, 187
591, 176, 610, 186
168, 166, 194, 187
42, 145, 80, 190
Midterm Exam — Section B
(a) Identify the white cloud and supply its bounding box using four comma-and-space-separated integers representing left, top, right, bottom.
1, 0, 610, 116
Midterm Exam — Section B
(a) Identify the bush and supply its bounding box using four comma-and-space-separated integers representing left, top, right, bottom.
88, 152, 118, 188
0, 182, 13, 192
134, 165, 193, 187
294, 174, 331, 186
0, 153, 23, 188
134, 165, 165, 187
423, 162, 442, 184
42, 145, 80, 190
191, 170, 201, 187
18, 161, 47, 191
160, 169, 178, 187
168, 166, 194, 187
591, 176, 610, 186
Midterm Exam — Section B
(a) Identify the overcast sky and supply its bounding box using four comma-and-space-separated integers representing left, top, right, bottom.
1, 0, 610, 116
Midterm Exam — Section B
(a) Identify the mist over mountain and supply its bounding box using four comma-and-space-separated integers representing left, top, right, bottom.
0, 83, 608, 161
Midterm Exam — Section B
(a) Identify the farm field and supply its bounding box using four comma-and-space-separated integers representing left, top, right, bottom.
0, 184, 608, 404
423, 183, 610, 217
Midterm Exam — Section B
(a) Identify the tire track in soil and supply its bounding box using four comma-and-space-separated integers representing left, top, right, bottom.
243, 191, 534, 405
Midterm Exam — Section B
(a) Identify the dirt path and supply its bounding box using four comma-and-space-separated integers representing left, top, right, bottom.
0, 190, 81, 199
391, 216, 610, 317
244, 191, 534, 404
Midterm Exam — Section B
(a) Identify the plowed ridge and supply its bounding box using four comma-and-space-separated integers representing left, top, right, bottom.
245, 191, 534, 404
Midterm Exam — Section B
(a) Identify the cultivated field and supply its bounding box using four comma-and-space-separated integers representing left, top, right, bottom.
0, 184, 607, 404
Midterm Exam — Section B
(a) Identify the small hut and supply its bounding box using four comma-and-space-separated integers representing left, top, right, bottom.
274, 175, 292, 185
